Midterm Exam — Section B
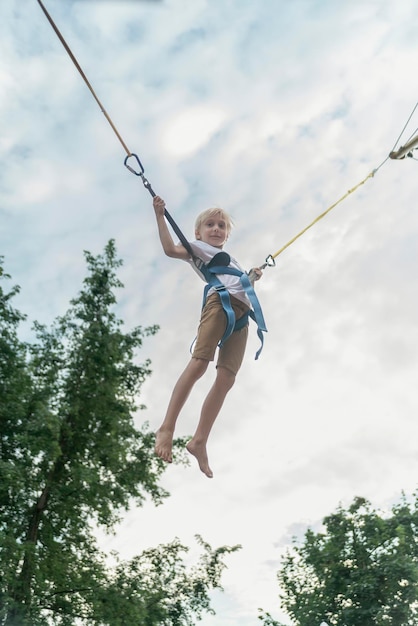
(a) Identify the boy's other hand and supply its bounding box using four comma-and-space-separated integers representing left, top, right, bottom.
153, 196, 166, 217
248, 267, 263, 283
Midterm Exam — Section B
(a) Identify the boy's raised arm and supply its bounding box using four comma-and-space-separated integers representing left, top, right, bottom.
153, 196, 190, 260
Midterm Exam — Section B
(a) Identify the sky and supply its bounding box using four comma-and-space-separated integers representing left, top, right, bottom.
1, 1, 418, 624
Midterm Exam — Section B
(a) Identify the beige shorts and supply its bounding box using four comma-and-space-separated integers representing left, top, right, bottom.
192, 292, 249, 375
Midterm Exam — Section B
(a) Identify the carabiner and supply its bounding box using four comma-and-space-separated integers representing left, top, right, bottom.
124, 153, 156, 197
259, 255, 276, 270
124, 153, 144, 176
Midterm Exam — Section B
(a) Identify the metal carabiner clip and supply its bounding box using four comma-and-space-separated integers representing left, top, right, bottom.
124, 153, 156, 197
124, 153, 144, 176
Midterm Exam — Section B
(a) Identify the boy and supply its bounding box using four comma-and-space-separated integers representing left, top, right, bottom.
153, 195, 263, 478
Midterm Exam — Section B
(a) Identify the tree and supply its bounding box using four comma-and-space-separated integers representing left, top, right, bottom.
257, 609, 284, 625
92, 535, 238, 626
0, 243, 239, 626
278, 495, 418, 626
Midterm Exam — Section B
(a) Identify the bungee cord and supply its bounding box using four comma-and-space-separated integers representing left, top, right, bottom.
37, 0, 417, 275
37, 0, 131, 157
36, 0, 193, 256
258, 102, 418, 269
260, 169, 378, 270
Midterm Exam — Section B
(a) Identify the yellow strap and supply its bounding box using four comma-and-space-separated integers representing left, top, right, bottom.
270, 170, 376, 260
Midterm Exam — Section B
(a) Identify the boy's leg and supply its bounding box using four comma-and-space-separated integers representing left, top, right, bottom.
155, 357, 208, 463
156, 295, 224, 464
187, 318, 248, 478
186, 366, 236, 478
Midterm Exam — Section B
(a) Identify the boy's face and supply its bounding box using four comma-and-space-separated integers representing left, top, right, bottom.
196, 214, 228, 248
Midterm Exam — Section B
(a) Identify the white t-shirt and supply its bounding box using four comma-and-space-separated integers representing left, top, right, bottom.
186, 240, 250, 307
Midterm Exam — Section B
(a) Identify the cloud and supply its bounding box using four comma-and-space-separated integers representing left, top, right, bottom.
162, 105, 226, 157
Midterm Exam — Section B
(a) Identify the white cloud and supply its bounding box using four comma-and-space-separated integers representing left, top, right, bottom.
162, 105, 226, 156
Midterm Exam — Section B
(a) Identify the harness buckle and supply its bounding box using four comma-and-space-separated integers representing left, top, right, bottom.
194, 257, 205, 271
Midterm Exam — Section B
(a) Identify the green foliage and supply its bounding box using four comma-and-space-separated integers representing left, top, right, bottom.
257, 608, 286, 625
93, 535, 240, 626
278, 495, 418, 626
0, 243, 238, 626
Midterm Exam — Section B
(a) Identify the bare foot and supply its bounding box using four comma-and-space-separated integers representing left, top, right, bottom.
186, 439, 213, 478
155, 428, 173, 463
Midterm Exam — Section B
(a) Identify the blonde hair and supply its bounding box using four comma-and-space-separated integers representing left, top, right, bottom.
194, 208, 234, 236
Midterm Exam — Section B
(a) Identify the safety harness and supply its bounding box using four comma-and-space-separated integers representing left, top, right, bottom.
193, 251, 267, 360
123, 156, 268, 358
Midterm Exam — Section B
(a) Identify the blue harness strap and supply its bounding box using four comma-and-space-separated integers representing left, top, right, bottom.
198, 256, 267, 359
